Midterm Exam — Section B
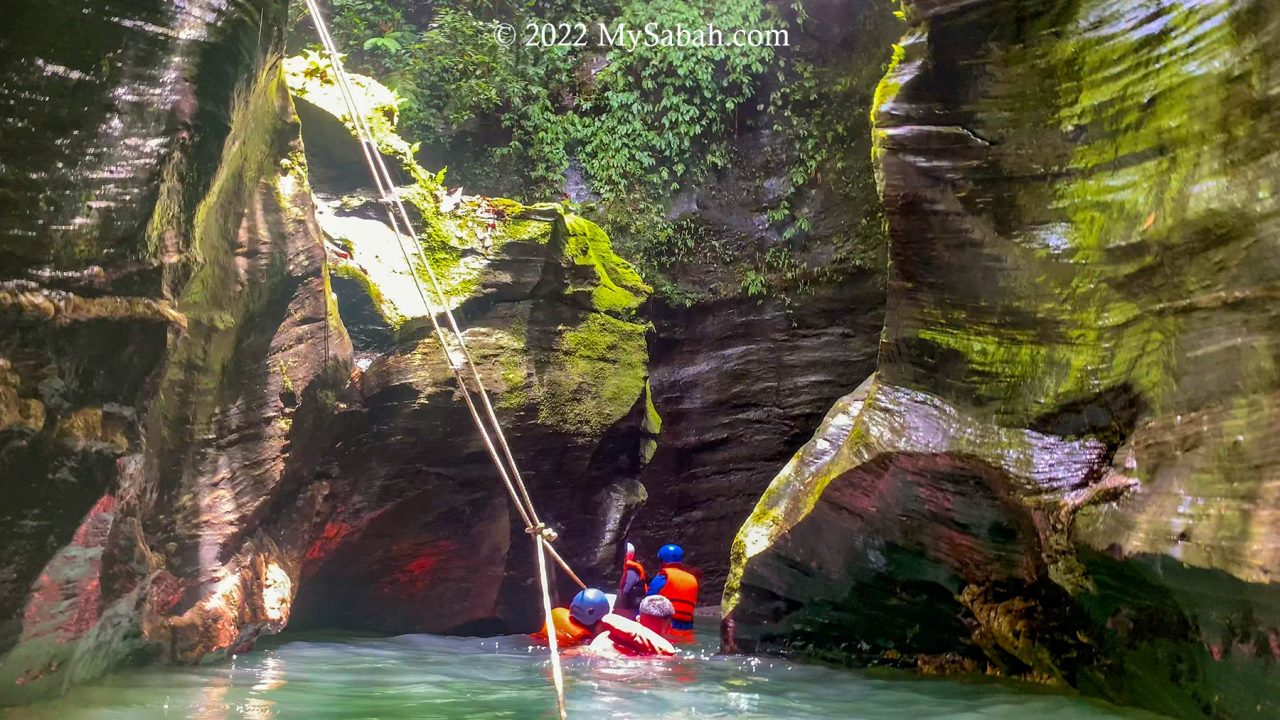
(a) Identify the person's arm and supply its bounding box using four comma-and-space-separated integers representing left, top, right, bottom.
598, 614, 675, 656
620, 569, 639, 595
647, 572, 667, 595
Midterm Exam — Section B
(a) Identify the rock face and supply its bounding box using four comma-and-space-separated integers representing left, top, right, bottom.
620, 0, 899, 592
261, 2, 901, 601
1, 0, 252, 632
0, 1, 653, 705
634, 285, 882, 594
285, 0, 902, 600
0, 0, 342, 703
727, 1, 1280, 718
281, 59, 657, 633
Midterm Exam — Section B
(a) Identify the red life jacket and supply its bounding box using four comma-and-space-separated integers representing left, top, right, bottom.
656, 563, 698, 626
589, 613, 676, 657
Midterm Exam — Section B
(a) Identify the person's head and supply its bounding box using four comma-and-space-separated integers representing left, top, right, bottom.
637, 594, 675, 635
657, 544, 684, 564
625, 542, 636, 562
569, 588, 610, 628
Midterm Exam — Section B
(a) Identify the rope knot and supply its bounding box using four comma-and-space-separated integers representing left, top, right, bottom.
526, 523, 558, 543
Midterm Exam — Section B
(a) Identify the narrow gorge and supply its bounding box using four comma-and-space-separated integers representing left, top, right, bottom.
1, 0, 1276, 718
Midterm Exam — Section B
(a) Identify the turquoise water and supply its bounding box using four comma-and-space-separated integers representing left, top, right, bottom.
6, 621, 1165, 719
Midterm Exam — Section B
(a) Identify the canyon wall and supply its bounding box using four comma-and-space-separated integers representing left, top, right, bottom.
610, 0, 900, 592
1, 0, 330, 702
0, 0, 654, 703
726, 1, 1280, 718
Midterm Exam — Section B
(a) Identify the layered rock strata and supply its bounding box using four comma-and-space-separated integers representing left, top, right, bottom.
726, 1, 1280, 717
0, 3, 654, 704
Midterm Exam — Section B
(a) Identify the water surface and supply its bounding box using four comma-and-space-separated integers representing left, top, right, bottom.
5, 620, 1166, 719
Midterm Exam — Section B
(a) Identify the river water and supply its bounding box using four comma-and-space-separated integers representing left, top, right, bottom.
6, 620, 1164, 719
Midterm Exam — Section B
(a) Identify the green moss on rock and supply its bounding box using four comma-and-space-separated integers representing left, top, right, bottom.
538, 312, 649, 436
285, 51, 433, 190
642, 380, 662, 436
556, 214, 651, 316
331, 260, 397, 325
285, 51, 657, 461
495, 317, 531, 411
53, 407, 129, 454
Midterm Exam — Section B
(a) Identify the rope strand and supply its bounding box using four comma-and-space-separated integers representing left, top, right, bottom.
536, 535, 570, 720
301, 0, 589, 575
301, 2, 580, 715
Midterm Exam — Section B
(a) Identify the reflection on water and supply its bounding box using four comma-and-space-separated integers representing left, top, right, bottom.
5, 620, 1165, 719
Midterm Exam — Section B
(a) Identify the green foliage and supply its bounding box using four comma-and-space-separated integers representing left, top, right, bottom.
317, 0, 779, 235
765, 6, 898, 259
740, 246, 814, 311
618, 216, 713, 272
575, 0, 776, 199
363, 32, 412, 53
306, 0, 897, 304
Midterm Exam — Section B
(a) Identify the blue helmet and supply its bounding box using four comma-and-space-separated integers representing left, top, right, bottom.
658, 544, 684, 563
569, 588, 609, 626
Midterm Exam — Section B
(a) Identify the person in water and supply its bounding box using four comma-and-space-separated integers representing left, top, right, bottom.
530, 587, 610, 648
647, 543, 700, 637
583, 595, 677, 658
614, 542, 648, 620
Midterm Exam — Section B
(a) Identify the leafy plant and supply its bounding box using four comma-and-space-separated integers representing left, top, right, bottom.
303, 0, 894, 303
317, 0, 777, 203
363, 30, 413, 54
741, 269, 766, 298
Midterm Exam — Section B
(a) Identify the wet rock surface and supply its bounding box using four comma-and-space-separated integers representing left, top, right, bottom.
0, 0, 332, 703
619, 0, 898, 592
632, 285, 882, 594
728, 1, 1280, 717
281, 61, 657, 633
0, 0, 651, 703
0, 0, 276, 636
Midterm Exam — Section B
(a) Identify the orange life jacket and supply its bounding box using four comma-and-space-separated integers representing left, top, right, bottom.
622, 559, 647, 582
615, 558, 649, 617
656, 564, 698, 626
530, 607, 594, 648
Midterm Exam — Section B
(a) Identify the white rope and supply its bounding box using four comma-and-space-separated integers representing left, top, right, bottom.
301, 2, 579, 715
536, 535, 570, 720
300, 0, 590, 580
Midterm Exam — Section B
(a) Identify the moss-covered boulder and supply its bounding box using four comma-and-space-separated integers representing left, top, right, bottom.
727, 1, 1280, 717
279, 58, 658, 633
